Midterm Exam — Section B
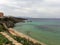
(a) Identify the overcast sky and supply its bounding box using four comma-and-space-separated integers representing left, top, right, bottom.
0, 0, 60, 18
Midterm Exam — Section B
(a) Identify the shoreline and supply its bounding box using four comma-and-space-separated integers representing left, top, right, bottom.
8, 28, 46, 45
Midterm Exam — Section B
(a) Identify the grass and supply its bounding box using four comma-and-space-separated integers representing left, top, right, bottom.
0, 34, 14, 45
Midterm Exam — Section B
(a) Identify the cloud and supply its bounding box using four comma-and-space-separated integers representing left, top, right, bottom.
0, 0, 60, 18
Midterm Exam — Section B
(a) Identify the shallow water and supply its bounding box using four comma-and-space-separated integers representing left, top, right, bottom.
14, 18, 60, 45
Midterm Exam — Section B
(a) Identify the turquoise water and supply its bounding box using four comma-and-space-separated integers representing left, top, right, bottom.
14, 19, 60, 45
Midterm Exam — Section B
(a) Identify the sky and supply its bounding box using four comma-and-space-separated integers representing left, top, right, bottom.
0, 0, 60, 18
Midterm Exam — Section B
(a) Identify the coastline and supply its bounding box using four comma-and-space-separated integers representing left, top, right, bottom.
8, 28, 46, 45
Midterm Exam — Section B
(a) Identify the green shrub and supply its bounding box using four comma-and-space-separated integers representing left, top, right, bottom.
0, 34, 14, 45
13, 36, 41, 45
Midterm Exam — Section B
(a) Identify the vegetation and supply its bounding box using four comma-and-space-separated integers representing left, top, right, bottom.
13, 36, 41, 45
0, 16, 27, 28
0, 34, 14, 45
0, 25, 5, 32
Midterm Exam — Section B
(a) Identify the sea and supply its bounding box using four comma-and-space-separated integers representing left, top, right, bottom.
14, 18, 60, 45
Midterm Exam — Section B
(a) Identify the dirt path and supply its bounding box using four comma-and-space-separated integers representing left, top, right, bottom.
9, 28, 46, 45
0, 32, 22, 45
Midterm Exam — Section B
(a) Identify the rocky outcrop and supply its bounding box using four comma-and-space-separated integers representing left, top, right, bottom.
0, 16, 27, 28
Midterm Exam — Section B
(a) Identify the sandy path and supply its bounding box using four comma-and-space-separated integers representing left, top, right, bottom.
0, 32, 22, 45
9, 28, 46, 45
